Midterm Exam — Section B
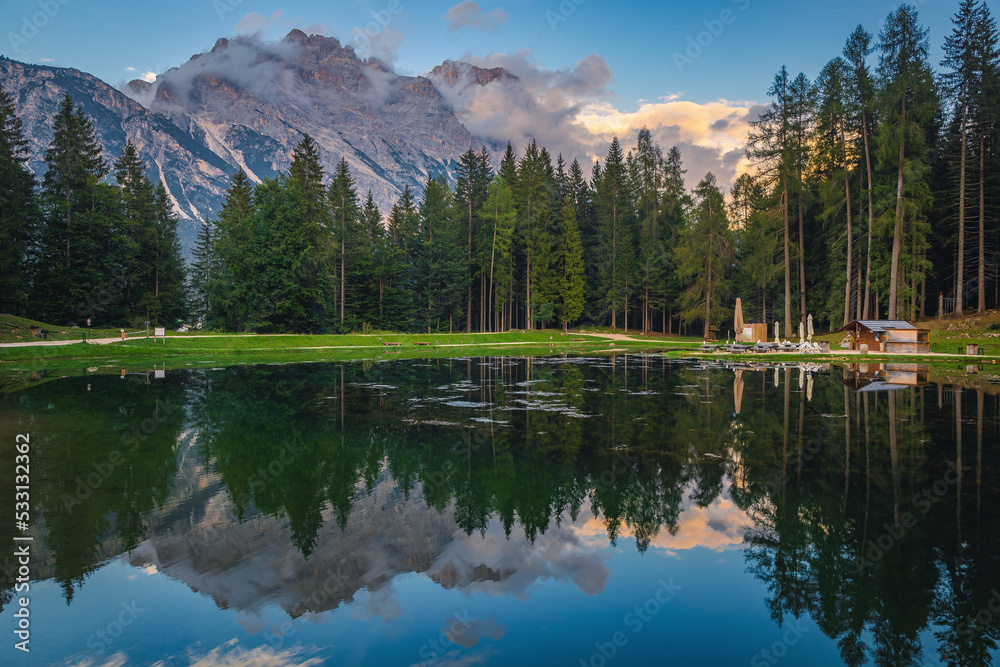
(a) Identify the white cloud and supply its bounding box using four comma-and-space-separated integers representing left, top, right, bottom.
140, 71, 156, 83
429, 49, 755, 191
444, 1, 507, 32
235, 10, 285, 35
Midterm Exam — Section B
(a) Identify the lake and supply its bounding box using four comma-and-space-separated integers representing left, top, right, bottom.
1, 356, 998, 666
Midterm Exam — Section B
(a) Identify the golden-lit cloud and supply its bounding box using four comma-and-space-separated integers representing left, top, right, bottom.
574, 488, 751, 553
431, 50, 760, 191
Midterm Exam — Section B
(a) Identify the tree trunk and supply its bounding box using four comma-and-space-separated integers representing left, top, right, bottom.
888, 96, 906, 320
978, 134, 986, 313
861, 98, 875, 319
957, 97, 968, 316
783, 182, 792, 335
467, 198, 473, 333
842, 124, 854, 327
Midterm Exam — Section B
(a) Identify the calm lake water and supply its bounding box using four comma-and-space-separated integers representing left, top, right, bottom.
1, 356, 999, 667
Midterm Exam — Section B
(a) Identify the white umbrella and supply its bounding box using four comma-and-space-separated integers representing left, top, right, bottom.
798, 321, 805, 343
807, 314, 814, 342
774, 321, 780, 343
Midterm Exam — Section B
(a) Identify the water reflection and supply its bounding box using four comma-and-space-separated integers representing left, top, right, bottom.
0, 357, 998, 666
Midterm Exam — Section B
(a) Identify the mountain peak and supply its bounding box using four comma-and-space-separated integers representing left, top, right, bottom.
430, 60, 518, 86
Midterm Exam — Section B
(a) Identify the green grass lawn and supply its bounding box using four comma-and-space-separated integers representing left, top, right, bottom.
0, 326, 691, 370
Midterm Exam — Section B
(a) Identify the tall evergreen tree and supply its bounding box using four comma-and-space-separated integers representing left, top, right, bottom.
209, 169, 255, 331
0, 89, 36, 315
676, 173, 734, 338
844, 26, 878, 318
556, 195, 586, 330
413, 176, 463, 332
595, 136, 634, 329
328, 157, 359, 329
748, 67, 795, 334
877, 4, 937, 318
190, 221, 214, 325
480, 177, 517, 331
34, 94, 111, 323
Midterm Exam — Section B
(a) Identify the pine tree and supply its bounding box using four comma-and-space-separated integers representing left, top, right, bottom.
660, 147, 689, 333
941, 0, 980, 316
747, 67, 795, 334
844, 26, 877, 318
209, 169, 255, 331
41, 93, 107, 269
114, 141, 157, 319
0, 89, 37, 315
34, 94, 111, 323
190, 221, 214, 325
353, 190, 382, 328
480, 177, 517, 331
328, 158, 360, 330
413, 176, 463, 332
147, 182, 187, 326
595, 136, 634, 329
676, 173, 734, 338
973, 2, 999, 312
814, 57, 856, 325
556, 195, 585, 329
789, 72, 816, 323
634, 128, 665, 332
289, 135, 334, 330
877, 4, 937, 318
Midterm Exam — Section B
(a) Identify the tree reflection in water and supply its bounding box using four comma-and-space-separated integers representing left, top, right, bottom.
0, 357, 997, 665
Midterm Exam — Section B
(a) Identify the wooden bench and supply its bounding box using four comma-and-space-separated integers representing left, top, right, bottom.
571, 338, 587, 342
383, 341, 402, 346
414, 342, 432, 346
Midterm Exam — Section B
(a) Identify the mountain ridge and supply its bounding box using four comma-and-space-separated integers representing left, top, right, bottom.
0, 31, 517, 251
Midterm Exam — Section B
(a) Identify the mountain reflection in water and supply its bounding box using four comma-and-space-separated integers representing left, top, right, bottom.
0, 356, 998, 666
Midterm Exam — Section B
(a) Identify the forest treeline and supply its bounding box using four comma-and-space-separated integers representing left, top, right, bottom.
0, 1, 997, 335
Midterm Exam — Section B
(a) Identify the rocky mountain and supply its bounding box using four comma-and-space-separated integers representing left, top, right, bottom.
0, 30, 511, 251
0, 56, 234, 248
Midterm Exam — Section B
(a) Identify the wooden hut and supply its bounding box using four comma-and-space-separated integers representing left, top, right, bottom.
838, 320, 930, 353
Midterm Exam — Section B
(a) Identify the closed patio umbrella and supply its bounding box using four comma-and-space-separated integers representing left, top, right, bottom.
734, 298, 744, 342
807, 314, 814, 342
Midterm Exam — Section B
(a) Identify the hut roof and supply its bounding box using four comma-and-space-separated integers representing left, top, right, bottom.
839, 320, 918, 333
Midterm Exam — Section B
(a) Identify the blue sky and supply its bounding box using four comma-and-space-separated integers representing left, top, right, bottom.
3, 0, 958, 107
1, 0, 963, 188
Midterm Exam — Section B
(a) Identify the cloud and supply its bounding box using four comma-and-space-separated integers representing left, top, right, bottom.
360, 25, 404, 66
235, 10, 285, 35
444, 1, 508, 32
166, 638, 324, 667
429, 49, 755, 191
574, 481, 752, 553
144, 34, 304, 111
